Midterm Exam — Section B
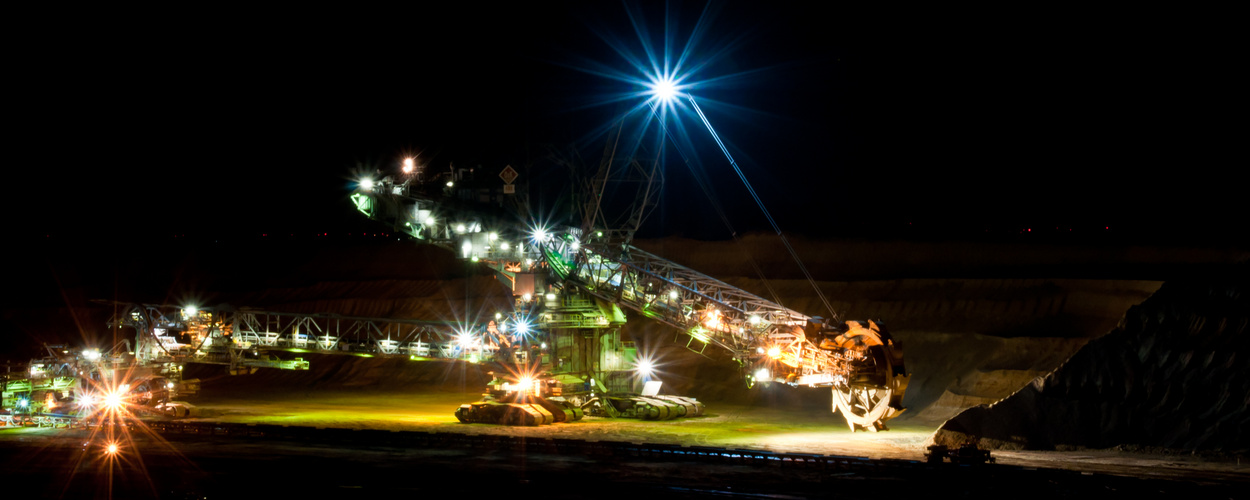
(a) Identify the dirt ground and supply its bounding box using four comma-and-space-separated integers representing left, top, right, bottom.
170, 386, 1248, 483
1, 386, 1244, 499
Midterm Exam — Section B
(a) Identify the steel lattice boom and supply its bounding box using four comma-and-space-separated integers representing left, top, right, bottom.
352, 172, 910, 431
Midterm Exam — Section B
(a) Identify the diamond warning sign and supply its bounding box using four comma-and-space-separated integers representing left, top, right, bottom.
499, 165, 519, 184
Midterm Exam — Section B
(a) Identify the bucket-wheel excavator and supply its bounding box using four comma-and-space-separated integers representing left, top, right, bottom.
351, 125, 909, 431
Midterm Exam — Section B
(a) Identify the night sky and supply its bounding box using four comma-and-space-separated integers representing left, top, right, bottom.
8, 4, 1240, 244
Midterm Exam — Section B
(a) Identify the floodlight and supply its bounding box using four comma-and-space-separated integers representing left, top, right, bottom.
650, 76, 679, 102
532, 228, 549, 243
636, 359, 655, 377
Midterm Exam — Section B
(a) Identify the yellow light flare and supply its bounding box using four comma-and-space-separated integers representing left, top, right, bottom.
779, 352, 801, 368
104, 391, 124, 411
515, 376, 535, 396
702, 308, 727, 331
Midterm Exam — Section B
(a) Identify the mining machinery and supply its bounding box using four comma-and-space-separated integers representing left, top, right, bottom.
350, 143, 910, 431
1, 304, 490, 423
1, 342, 186, 426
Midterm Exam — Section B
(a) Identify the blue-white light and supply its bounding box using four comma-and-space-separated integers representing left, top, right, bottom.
648, 75, 680, 103
531, 227, 551, 244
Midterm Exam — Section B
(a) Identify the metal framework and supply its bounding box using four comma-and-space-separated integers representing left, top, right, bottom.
559, 238, 841, 380
353, 171, 909, 431
102, 302, 499, 372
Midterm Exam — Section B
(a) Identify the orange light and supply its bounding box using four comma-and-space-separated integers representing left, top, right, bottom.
104, 391, 123, 410
702, 309, 724, 330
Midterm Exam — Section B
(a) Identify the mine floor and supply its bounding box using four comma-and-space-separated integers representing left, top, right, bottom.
3, 388, 1243, 498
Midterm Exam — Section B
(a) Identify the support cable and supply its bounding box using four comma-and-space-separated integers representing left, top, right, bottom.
687, 96, 838, 322
646, 102, 787, 310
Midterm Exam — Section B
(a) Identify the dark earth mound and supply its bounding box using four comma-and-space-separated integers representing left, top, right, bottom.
933, 269, 1249, 454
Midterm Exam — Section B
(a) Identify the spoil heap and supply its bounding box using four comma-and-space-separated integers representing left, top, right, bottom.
932, 268, 1248, 454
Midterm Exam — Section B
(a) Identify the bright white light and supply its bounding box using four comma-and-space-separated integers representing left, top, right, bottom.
749, 315, 761, 325
500, 242, 510, 251
166, 382, 175, 389
545, 293, 556, 301
402, 157, 415, 174
446, 181, 454, 187
515, 321, 530, 335
461, 241, 472, 258
456, 224, 466, 233
767, 346, 782, 358
754, 368, 770, 381
82, 349, 101, 361
571, 241, 580, 250
636, 359, 655, 377
185, 306, 198, 317
488, 232, 498, 241
650, 76, 679, 102
106, 443, 119, 455
424, 216, 436, 226
668, 290, 679, 301
522, 293, 533, 302
361, 178, 374, 191
532, 228, 549, 243
17, 399, 28, 408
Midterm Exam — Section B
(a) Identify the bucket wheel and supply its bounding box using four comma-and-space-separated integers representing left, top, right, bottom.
833, 383, 897, 432
827, 321, 910, 432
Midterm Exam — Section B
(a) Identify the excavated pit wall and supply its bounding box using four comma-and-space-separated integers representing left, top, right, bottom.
931, 273, 1248, 454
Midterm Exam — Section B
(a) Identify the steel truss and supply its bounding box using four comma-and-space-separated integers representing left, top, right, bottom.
547, 236, 844, 381
102, 302, 496, 372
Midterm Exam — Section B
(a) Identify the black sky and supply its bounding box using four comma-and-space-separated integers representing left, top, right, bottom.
9, 4, 1242, 244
